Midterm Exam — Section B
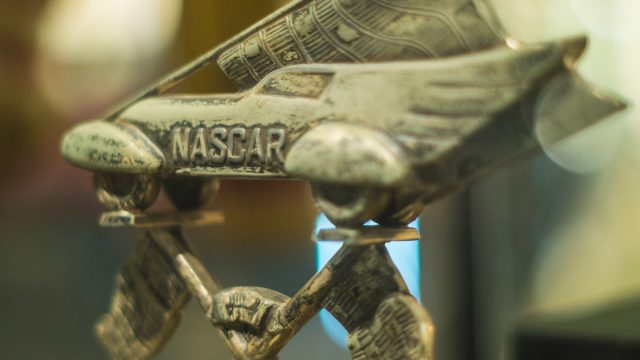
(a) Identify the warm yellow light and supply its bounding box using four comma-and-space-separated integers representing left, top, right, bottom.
37, 0, 183, 63
35, 0, 184, 117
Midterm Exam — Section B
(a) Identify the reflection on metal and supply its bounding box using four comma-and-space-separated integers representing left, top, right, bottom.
317, 225, 420, 245
98, 210, 224, 228
60, 0, 627, 359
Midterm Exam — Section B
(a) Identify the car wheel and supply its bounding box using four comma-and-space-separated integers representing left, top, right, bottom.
311, 183, 390, 227
164, 177, 220, 211
95, 172, 160, 211
374, 193, 425, 227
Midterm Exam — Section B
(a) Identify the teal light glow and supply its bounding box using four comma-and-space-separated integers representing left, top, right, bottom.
314, 214, 421, 348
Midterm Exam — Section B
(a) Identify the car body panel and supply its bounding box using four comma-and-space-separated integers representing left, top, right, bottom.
119, 92, 319, 178
61, 37, 625, 199
105, 0, 507, 121
61, 120, 165, 173
217, 0, 504, 89
285, 122, 411, 186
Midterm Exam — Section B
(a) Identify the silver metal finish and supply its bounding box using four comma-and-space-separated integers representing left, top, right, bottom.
316, 226, 420, 245
96, 230, 192, 360
98, 210, 224, 228
62, 35, 624, 225
60, 0, 627, 359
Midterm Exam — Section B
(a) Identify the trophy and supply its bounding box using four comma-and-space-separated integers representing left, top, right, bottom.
60, 0, 626, 359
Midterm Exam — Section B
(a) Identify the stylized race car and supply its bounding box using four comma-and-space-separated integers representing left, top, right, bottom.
61, 36, 624, 226
62, 2, 627, 360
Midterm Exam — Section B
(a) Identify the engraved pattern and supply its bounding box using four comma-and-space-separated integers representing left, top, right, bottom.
217, 0, 502, 89
348, 294, 434, 360
320, 245, 408, 332
329, 0, 436, 58
95, 234, 190, 360
199, 242, 433, 360
63, 0, 627, 358
211, 287, 290, 338
371, 0, 471, 50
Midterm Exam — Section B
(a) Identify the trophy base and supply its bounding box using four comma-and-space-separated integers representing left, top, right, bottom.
99, 210, 225, 228
315, 226, 420, 245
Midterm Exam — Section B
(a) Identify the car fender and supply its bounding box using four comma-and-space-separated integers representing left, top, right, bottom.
285, 122, 411, 187
61, 120, 165, 173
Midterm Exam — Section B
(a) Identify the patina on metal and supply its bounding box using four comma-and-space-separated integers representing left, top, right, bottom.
60, 0, 627, 359
60, 0, 625, 227
99, 226, 433, 360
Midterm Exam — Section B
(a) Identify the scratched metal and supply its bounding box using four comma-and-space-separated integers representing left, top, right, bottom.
206, 236, 435, 359
96, 232, 191, 359
98, 210, 225, 228
62, 36, 625, 225
97, 227, 433, 359
63, 1, 627, 358
103, 0, 502, 120
216, 0, 502, 89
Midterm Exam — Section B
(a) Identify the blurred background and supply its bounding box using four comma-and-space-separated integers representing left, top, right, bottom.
1, 0, 639, 359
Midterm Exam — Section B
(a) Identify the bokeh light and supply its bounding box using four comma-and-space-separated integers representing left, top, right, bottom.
38, 0, 183, 63
571, 0, 640, 42
35, 0, 183, 117
536, 109, 626, 174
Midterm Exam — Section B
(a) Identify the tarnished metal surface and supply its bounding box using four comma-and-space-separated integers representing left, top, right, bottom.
216, 0, 501, 89
62, 0, 629, 359
61, 120, 164, 173
96, 225, 431, 359
96, 231, 191, 359
104, 0, 502, 119
348, 294, 435, 360
285, 122, 410, 186
205, 234, 433, 359
94, 173, 161, 211
61, 33, 625, 224
98, 210, 224, 228
316, 226, 420, 245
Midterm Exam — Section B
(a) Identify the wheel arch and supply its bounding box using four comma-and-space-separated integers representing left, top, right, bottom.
61, 120, 165, 173
284, 122, 411, 187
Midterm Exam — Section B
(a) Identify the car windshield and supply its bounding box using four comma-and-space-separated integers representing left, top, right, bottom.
256, 70, 334, 99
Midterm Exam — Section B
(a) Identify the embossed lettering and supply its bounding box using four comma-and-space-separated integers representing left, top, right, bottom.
171, 127, 191, 163
267, 128, 286, 165
246, 128, 264, 165
169, 126, 286, 168
227, 128, 246, 164
209, 127, 227, 164
190, 128, 208, 162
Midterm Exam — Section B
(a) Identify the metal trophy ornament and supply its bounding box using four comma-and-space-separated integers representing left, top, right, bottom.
60, 0, 626, 359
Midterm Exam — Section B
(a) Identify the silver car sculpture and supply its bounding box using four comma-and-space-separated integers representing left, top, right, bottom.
60, 0, 625, 227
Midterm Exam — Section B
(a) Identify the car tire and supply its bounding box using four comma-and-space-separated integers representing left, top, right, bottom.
311, 183, 390, 227
95, 172, 160, 211
164, 177, 220, 211
374, 193, 425, 227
